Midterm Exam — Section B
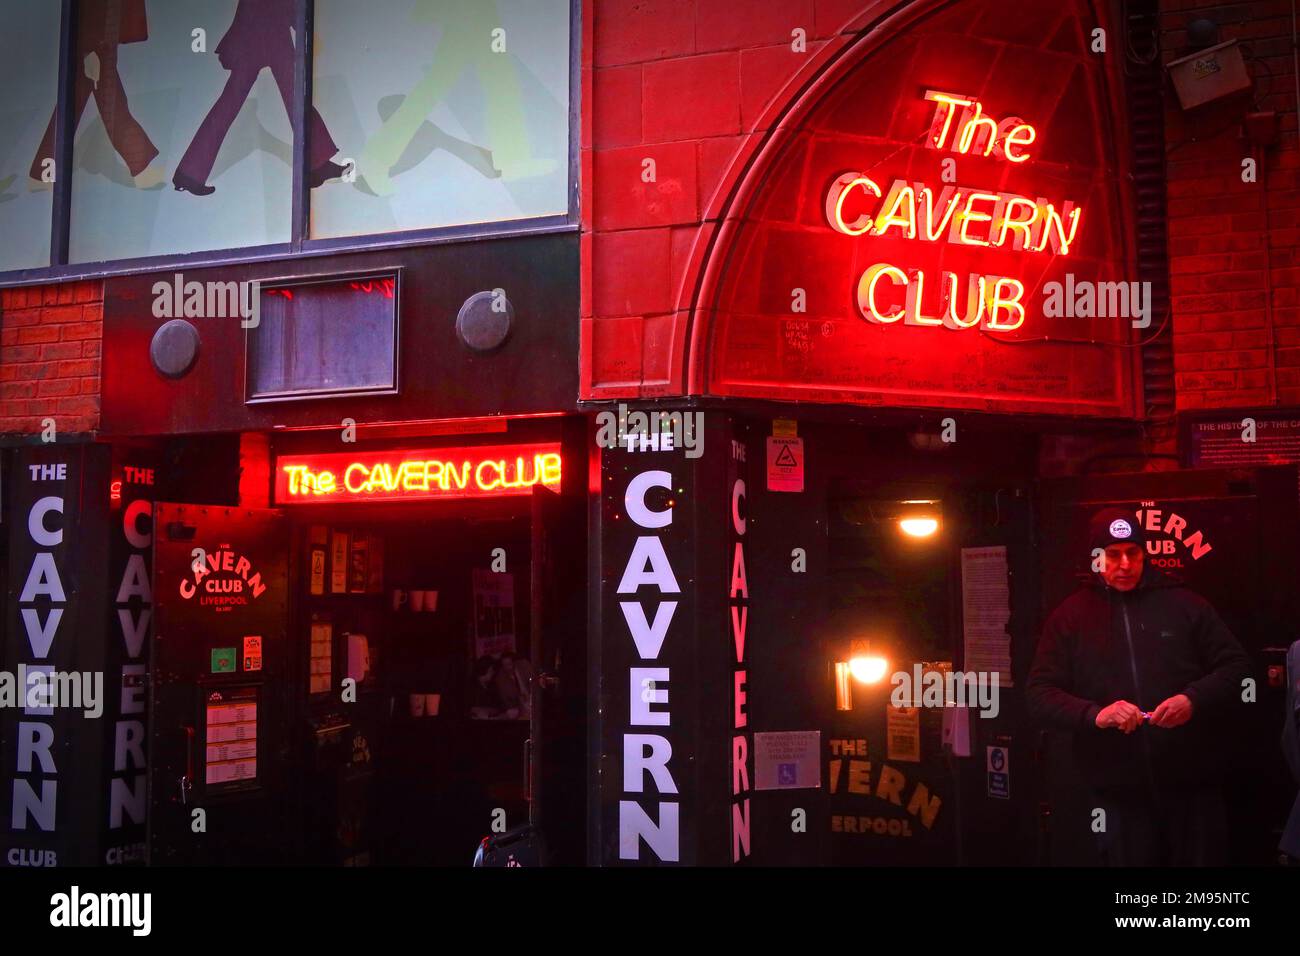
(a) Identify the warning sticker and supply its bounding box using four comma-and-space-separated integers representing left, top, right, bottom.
766, 436, 804, 492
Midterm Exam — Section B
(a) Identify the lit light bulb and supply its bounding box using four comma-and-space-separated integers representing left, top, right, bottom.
899, 517, 939, 538
849, 655, 889, 683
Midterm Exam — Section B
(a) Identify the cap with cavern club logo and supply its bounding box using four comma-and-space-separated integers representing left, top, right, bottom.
1087, 506, 1147, 550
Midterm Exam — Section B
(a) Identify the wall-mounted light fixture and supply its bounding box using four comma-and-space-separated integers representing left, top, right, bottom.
835, 639, 891, 710
834, 661, 854, 711
897, 499, 941, 539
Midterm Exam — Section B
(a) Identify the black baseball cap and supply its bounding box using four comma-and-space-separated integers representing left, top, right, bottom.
1088, 506, 1146, 551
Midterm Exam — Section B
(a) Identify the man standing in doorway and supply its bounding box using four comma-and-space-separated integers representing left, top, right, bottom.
1027, 506, 1251, 865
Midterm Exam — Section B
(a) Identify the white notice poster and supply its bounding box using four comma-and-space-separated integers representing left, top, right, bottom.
754, 731, 821, 790
960, 546, 1013, 688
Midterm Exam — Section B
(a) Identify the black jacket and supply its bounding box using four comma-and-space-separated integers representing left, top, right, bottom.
1026, 564, 1251, 793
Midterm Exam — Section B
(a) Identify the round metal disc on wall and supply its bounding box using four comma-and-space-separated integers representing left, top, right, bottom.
150, 319, 201, 379
456, 290, 513, 352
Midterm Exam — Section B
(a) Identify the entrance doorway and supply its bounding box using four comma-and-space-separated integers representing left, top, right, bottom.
147, 484, 586, 866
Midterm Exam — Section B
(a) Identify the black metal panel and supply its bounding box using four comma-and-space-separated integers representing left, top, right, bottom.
101, 233, 579, 435
2, 443, 113, 867
147, 504, 290, 865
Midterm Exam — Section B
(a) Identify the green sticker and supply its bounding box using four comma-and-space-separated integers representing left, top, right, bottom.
211, 648, 237, 673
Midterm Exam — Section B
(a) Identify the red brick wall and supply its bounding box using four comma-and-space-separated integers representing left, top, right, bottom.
0, 282, 104, 436
1162, 0, 1300, 409
584, 0, 873, 398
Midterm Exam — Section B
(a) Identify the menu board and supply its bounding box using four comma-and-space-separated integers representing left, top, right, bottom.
206, 691, 258, 787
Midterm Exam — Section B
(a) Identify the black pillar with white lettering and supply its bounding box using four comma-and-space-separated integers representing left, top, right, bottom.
2, 443, 113, 867
591, 409, 732, 865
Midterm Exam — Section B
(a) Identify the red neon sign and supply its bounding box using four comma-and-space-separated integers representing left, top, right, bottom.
274, 444, 562, 504
824, 90, 1084, 332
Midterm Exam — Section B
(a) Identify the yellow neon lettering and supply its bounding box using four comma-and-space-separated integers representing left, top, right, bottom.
924, 91, 973, 150
540, 454, 562, 486
1001, 122, 1035, 162
1037, 202, 1082, 255
994, 194, 1039, 250
984, 277, 1026, 330
904, 270, 944, 327
476, 460, 502, 491
919, 185, 961, 242
344, 463, 368, 494
445, 461, 471, 490
857, 264, 907, 323
956, 101, 999, 156
826, 173, 882, 235
874, 181, 917, 239
943, 273, 986, 329
955, 191, 999, 247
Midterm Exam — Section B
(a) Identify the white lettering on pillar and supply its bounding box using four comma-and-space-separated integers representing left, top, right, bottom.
617, 464, 682, 862
619, 801, 680, 862
623, 734, 678, 793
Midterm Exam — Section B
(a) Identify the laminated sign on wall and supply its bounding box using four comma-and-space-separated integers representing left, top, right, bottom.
754, 732, 821, 790
961, 546, 1013, 688
766, 436, 804, 492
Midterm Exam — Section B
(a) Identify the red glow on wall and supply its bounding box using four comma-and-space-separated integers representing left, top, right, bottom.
696, 0, 1137, 417
274, 444, 563, 504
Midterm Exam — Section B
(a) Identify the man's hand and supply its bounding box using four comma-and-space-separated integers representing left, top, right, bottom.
1095, 700, 1143, 733
85, 51, 100, 87
1148, 693, 1194, 728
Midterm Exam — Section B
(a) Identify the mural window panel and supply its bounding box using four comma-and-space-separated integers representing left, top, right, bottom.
310, 0, 571, 239
68, 0, 295, 263
0, 1, 61, 271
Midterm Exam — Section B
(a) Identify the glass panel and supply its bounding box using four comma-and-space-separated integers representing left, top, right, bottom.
310, 0, 570, 239
248, 276, 397, 397
68, 0, 295, 263
0, 1, 61, 271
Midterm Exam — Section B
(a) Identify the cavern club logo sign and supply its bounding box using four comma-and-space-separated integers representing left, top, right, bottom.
179, 546, 268, 608
824, 90, 1082, 332
274, 444, 562, 504
1134, 504, 1213, 570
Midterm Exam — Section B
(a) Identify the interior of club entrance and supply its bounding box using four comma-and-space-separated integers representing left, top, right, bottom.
143, 420, 587, 868
290, 498, 536, 866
